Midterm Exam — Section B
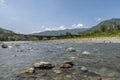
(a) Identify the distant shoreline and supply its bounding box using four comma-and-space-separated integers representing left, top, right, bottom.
49, 37, 120, 43
1, 37, 120, 43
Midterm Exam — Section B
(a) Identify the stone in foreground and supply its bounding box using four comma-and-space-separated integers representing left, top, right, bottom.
60, 61, 74, 68
34, 61, 54, 69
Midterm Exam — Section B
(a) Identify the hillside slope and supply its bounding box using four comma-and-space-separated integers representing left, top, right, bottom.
90, 18, 120, 31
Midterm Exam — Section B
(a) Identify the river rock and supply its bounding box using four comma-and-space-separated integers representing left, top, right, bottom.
66, 47, 76, 52
1, 44, 8, 48
81, 66, 88, 72
82, 51, 90, 55
8, 46, 13, 48
60, 61, 74, 68
26, 67, 35, 74
33, 61, 54, 69
21, 67, 35, 75
87, 76, 102, 80
53, 69, 61, 74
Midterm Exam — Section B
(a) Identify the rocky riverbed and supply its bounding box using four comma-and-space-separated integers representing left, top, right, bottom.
0, 41, 120, 80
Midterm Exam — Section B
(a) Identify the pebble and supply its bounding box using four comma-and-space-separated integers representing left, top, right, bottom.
82, 51, 90, 55
81, 66, 88, 72
66, 47, 76, 52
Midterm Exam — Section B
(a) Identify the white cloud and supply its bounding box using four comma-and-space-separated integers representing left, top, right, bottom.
58, 25, 66, 30
0, 0, 7, 8
44, 25, 66, 31
32, 23, 85, 33
71, 23, 84, 29
44, 27, 53, 31
96, 17, 102, 21
32, 30, 42, 33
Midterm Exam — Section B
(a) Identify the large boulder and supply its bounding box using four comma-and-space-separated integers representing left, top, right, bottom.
1, 44, 8, 48
60, 61, 74, 68
33, 61, 54, 69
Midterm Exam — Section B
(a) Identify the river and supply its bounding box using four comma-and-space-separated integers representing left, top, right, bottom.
0, 41, 120, 80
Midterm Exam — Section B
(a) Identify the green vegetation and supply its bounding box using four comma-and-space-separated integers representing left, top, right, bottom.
80, 19, 120, 38
0, 18, 120, 41
0, 28, 19, 41
58, 19, 120, 39
0, 35, 20, 41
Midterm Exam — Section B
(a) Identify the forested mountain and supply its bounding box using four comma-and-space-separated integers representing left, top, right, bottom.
89, 18, 120, 31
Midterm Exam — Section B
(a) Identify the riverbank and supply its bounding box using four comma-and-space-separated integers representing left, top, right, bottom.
49, 37, 120, 43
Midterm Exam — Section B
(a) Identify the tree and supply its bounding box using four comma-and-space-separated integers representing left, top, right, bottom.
100, 25, 107, 32
65, 32, 72, 37
117, 25, 120, 31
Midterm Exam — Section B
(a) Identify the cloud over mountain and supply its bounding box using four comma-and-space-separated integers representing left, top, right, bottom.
43, 23, 85, 31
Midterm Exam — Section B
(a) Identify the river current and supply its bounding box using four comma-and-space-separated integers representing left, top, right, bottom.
0, 41, 120, 80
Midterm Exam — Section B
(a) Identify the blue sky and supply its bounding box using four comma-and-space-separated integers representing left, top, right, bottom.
0, 0, 120, 33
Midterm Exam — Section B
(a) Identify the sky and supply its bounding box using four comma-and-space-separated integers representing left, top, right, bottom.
0, 0, 120, 34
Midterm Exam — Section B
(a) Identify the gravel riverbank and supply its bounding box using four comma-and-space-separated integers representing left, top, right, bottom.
50, 37, 120, 43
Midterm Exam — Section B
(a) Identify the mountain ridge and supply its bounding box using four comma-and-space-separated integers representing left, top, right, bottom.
33, 28, 88, 36
0, 18, 120, 41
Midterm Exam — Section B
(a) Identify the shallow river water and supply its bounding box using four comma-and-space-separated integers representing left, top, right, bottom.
0, 41, 120, 80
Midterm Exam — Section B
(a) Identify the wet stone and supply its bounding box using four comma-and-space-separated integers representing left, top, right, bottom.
87, 76, 102, 80
60, 61, 74, 68
81, 67, 88, 73
82, 51, 90, 55
66, 47, 76, 52
33, 61, 55, 69
1, 44, 8, 48
53, 69, 61, 74
20, 67, 35, 75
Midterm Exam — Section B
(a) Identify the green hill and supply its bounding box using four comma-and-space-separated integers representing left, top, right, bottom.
90, 18, 120, 31
0, 28, 15, 34
0, 27, 37, 41
83, 18, 120, 37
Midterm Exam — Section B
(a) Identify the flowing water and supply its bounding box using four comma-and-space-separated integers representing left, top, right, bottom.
0, 41, 120, 80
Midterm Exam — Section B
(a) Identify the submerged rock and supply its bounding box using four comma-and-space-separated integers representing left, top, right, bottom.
25, 68, 35, 74
19, 67, 35, 76
60, 61, 74, 68
70, 57, 76, 60
16, 50, 24, 52
53, 69, 61, 74
87, 76, 102, 80
33, 61, 54, 69
81, 66, 88, 72
13, 54, 17, 57
82, 51, 90, 55
66, 47, 76, 52
1, 44, 8, 48
8, 46, 13, 48
15, 44, 20, 47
